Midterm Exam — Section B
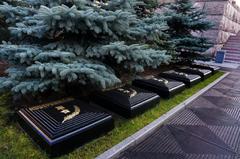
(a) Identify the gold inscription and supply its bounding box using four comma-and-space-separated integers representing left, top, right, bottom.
62, 105, 80, 123
152, 77, 169, 84
117, 88, 137, 98
55, 106, 65, 110
55, 105, 71, 114
174, 72, 188, 77
199, 64, 208, 67
61, 109, 71, 114
29, 98, 74, 111
192, 68, 200, 71
55, 105, 80, 123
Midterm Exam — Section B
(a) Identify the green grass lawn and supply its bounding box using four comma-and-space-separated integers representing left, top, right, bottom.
0, 71, 224, 159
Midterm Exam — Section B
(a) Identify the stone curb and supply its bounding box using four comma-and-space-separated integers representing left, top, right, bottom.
96, 72, 230, 159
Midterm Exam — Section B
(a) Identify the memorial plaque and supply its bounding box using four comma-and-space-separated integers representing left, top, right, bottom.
17, 98, 114, 156
94, 85, 160, 118
191, 64, 220, 74
132, 76, 186, 98
159, 70, 201, 87
176, 67, 212, 80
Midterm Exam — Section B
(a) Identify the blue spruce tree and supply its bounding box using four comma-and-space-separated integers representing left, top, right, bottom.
162, 0, 213, 63
0, 0, 171, 95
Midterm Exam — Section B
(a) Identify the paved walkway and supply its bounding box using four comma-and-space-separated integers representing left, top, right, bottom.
117, 69, 240, 159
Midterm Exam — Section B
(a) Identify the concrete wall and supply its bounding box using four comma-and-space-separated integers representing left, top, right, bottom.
194, 0, 240, 53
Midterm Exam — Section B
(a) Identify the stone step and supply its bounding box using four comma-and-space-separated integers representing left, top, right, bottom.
226, 39, 240, 43
224, 41, 240, 45
224, 57, 240, 62
226, 42, 240, 45
225, 33, 240, 62
223, 45, 240, 49
222, 48, 240, 52
224, 59, 240, 64
228, 37, 240, 40
227, 40, 240, 43
224, 42, 240, 46
226, 39, 240, 42
225, 51, 240, 55
224, 43, 240, 46
227, 36, 240, 39
222, 47, 239, 51
223, 50, 240, 55
222, 47, 240, 51
224, 41, 240, 44
225, 53, 240, 59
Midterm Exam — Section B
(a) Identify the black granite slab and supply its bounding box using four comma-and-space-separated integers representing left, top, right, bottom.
132, 76, 186, 98
159, 70, 201, 87
17, 98, 114, 156
176, 67, 212, 80
94, 85, 160, 118
191, 64, 220, 74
